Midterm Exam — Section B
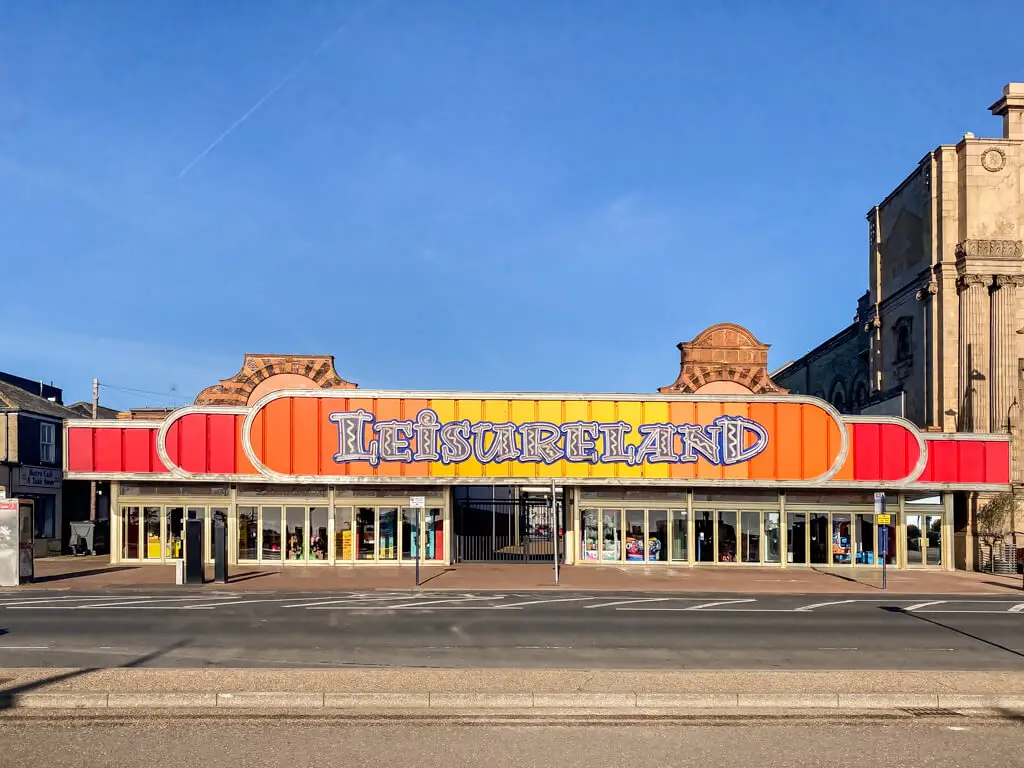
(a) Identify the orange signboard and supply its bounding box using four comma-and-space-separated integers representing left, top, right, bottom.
243, 392, 846, 483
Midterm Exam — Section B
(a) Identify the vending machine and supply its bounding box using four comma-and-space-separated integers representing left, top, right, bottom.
0, 497, 34, 586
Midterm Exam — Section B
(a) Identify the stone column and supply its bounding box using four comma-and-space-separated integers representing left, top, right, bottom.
990, 275, 1024, 433
916, 280, 938, 427
958, 274, 993, 431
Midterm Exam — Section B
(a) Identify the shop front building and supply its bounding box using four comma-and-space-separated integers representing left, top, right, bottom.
62, 329, 1011, 572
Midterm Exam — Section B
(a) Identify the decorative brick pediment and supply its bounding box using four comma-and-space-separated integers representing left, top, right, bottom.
195, 353, 357, 406
658, 323, 787, 394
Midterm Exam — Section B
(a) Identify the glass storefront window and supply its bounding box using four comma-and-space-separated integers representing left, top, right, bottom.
717, 511, 737, 563
122, 506, 140, 559
764, 511, 781, 564
285, 506, 305, 561
402, 508, 417, 560
425, 507, 443, 561
809, 513, 828, 565
741, 511, 760, 563
580, 509, 599, 561
165, 507, 184, 559
787, 512, 806, 564
601, 509, 622, 561
335, 507, 353, 561
356, 508, 376, 560
855, 514, 875, 565
648, 510, 668, 562
238, 506, 258, 561
832, 513, 851, 564
143, 506, 161, 560
695, 510, 715, 563
625, 509, 645, 562
378, 508, 398, 561
261, 506, 282, 561
309, 507, 329, 561
671, 510, 688, 562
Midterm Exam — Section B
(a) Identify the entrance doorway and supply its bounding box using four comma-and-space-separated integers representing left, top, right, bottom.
453, 487, 563, 563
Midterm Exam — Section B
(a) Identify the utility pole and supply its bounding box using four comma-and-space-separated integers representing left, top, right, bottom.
89, 378, 98, 522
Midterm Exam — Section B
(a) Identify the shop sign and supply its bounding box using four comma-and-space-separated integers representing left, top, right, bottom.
19, 466, 61, 489
329, 409, 770, 468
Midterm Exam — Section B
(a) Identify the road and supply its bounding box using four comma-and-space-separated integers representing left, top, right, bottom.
1, 591, 1023, 669
2, 717, 1022, 768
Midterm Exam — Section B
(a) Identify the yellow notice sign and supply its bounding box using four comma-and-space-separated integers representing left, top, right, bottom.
877, 514, 891, 525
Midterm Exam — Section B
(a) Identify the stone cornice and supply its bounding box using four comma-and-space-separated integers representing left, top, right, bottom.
915, 281, 938, 301
955, 239, 1024, 260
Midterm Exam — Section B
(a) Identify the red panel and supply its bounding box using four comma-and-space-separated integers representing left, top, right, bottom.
149, 430, 168, 473
984, 442, 1011, 484
123, 430, 153, 473
177, 414, 209, 473
67, 428, 95, 472
93, 429, 123, 472
851, 423, 880, 481
164, 422, 180, 468
878, 424, 919, 481
958, 441, 985, 481
208, 414, 237, 475
919, 438, 1010, 485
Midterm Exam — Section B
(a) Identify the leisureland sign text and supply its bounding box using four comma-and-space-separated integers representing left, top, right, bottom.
328, 408, 769, 467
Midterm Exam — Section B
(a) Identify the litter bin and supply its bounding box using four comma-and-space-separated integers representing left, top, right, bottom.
69, 521, 97, 556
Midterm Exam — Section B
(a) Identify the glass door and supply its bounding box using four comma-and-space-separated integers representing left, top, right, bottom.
717, 511, 737, 563
694, 510, 715, 562
787, 512, 806, 564
122, 506, 140, 560
625, 509, 645, 562
855, 513, 876, 565
285, 506, 305, 561
740, 511, 761, 563
925, 513, 943, 567
601, 509, 622, 561
648, 509, 668, 562
809, 512, 829, 565
906, 513, 925, 566
764, 511, 781, 563
831, 513, 852, 565
670, 509, 688, 562
580, 509, 599, 561
261, 506, 283, 562
143, 506, 161, 560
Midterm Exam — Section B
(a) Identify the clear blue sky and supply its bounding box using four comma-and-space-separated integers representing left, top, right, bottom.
2, 1, 1022, 411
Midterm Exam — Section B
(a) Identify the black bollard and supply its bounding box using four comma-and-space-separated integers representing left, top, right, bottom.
184, 519, 204, 585
214, 520, 229, 584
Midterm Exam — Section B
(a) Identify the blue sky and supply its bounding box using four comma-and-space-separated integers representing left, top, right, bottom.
2, 1, 1022, 411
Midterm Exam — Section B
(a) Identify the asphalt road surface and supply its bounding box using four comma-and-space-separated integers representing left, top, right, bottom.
1, 591, 1023, 669
2, 717, 1022, 768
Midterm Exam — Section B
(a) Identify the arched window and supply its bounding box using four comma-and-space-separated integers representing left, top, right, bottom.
893, 317, 913, 363
830, 380, 848, 412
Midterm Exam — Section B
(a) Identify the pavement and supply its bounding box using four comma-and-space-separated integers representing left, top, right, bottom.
2, 590, 1024, 670
19, 555, 1024, 594
4, 720, 1023, 768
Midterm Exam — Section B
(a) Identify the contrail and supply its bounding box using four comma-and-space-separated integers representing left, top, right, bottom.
176, 0, 387, 179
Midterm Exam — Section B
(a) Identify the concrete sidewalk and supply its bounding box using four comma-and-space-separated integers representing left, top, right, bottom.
2, 668, 1023, 713
15, 556, 1024, 594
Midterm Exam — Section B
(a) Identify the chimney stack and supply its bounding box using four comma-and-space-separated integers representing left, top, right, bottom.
989, 83, 1024, 140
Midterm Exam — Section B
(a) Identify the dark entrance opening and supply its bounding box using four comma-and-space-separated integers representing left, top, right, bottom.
453, 486, 564, 563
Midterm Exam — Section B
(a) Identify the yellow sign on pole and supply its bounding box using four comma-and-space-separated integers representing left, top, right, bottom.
877, 514, 891, 525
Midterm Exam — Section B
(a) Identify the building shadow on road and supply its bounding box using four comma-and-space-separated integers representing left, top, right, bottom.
883, 606, 1024, 660
32, 566, 139, 584
227, 571, 274, 584
812, 567, 881, 590
417, 568, 456, 586
0, 638, 192, 710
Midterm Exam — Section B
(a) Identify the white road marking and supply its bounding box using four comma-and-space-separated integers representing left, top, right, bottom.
903, 601, 946, 611
1008, 603, 1024, 613
584, 598, 672, 609
617, 599, 757, 612
77, 596, 237, 609
493, 597, 596, 609
794, 599, 857, 612
282, 595, 416, 609
0, 646, 50, 650
314, 596, 497, 610
817, 647, 858, 651
182, 598, 296, 610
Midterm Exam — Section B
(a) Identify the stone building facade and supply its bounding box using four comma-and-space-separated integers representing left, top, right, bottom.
774, 83, 1024, 568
